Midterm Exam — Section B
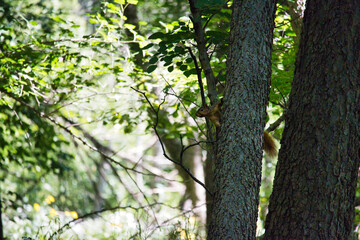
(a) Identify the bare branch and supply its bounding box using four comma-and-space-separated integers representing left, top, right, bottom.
162, 77, 206, 137
266, 113, 286, 133
187, 47, 206, 105
145, 203, 206, 239
131, 87, 212, 196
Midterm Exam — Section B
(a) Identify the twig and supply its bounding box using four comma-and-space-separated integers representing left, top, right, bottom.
187, 47, 206, 105
145, 203, 206, 239
162, 77, 206, 136
48, 203, 161, 239
131, 87, 212, 196
266, 113, 286, 133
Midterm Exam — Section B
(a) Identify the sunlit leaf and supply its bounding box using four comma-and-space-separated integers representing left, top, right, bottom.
127, 0, 138, 5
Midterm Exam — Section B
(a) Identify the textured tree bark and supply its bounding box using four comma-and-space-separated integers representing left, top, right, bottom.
207, 0, 276, 239
264, 1, 360, 239
204, 146, 215, 228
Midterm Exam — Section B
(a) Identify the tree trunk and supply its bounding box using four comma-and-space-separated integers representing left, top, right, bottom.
207, 0, 276, 239
265, 1, 360, 239
123, 3, 145, 68
204, 148, 215, 228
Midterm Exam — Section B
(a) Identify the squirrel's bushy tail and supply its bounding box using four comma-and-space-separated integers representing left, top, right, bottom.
263, 131, 277, 158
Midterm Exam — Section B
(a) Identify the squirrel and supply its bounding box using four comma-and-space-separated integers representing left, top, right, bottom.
195, 100, 277, 158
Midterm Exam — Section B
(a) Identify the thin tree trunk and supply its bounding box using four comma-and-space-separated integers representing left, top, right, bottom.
123, 3, 144, 67
265, 1, 360, 239
207, 0, 276, 238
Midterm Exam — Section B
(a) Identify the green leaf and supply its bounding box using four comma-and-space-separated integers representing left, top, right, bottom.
124, 125, 133, 133
163, 55, 173, 63
207, 30, 228, 44
124, 24, 136, 30
163, 85, 171, 94
89, 18, 98, 24
142, 43, 154, 50
146, 65, 157, 73
110, 18, 120, 23
115, 0, 125, 4
127, 0, 138, 4
149, 32, 165, 39
183, 69, 197, 77
174, 46, 184, 54
107, 3, 120, 11
52, 16, 66, 23
164, 61, 172, 67
179, 65, 187, 71
139, 21, 147, 26
149, 56, 158, 64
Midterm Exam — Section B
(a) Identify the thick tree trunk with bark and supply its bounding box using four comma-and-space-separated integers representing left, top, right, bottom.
265, 1, 360, 239
207, 0, 276, 239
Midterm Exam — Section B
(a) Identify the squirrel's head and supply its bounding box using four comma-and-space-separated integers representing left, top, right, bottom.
195, 104, 210, 117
